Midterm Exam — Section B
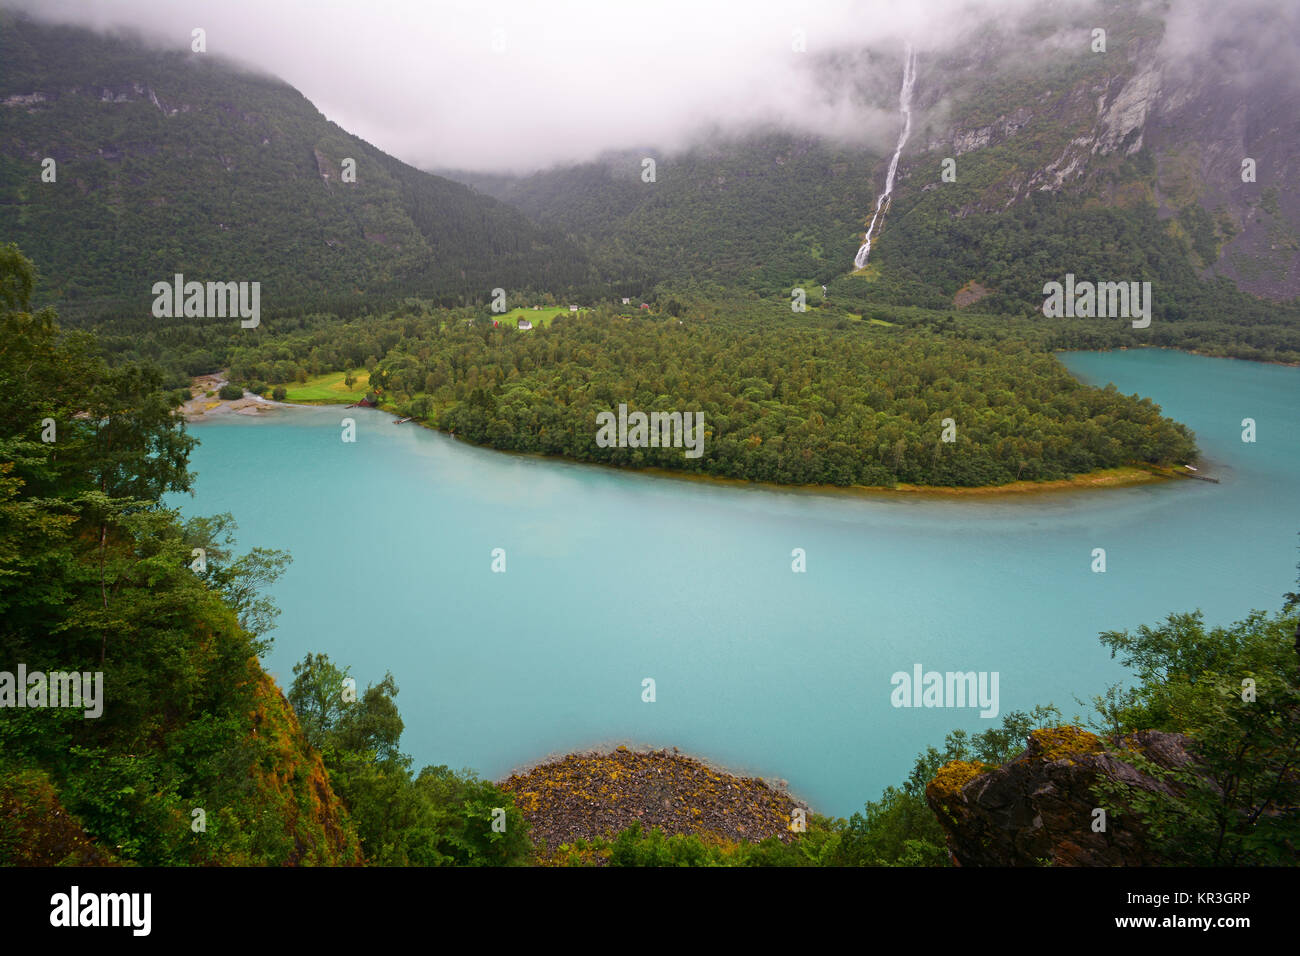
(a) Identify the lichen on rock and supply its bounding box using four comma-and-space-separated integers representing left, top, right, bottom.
926, 726, 1198, 866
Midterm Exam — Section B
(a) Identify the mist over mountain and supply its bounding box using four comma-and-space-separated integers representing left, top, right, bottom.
441, 0, 1299, 313
4, 0, 1296, 319
0, 11, 597, 316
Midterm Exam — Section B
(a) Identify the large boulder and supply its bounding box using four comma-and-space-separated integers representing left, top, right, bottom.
925, 726, 1201, 866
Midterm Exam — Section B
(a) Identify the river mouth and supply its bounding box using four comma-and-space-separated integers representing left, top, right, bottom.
172, 349, 1300, 817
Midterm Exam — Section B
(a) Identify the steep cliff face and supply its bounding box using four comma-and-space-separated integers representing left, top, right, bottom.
0, 663, 362, 867
907, 5, 1299, 299
925, 727, 1202, 866
239, 667, 364, 866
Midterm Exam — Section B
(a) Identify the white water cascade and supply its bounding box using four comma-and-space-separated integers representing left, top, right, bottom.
853, 45, 918, 270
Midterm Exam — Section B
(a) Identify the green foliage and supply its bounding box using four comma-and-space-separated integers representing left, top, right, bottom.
862, 182, 1300, 362
183, 512, 291, 656
0, 243, 350, 864
836, 706, 1062, 866
559, 815, 844, 867
217, 383, 243, 400
456, 132, 888, 294
1091, 608, 1300, 864
606, 825, 719, 866
287, 653, 532, 866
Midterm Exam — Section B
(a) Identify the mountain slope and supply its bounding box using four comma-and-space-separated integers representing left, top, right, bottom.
445, 131, 886, 296
441, 1, 1300, 357
863, 1, 1299, 306
0, 12, 596, 318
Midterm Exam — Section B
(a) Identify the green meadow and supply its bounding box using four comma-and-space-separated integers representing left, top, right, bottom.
491, 306, 583, 328
279, 370, 371, 403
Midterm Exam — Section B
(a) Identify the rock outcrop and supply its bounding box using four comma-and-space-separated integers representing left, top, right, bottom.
909, 16, 1300, 299
502, 747, 805, 851
926, 726, 1201, 866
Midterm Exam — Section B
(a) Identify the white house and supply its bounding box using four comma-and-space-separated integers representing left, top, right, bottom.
569, 305, 579, 312
621, 297, 631, 305
517, 318, 532, 330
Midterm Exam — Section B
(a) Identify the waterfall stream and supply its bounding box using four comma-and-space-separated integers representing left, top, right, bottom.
854, 45, 918, 270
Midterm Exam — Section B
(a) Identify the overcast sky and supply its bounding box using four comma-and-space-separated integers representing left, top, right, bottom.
9, 0, 1270, 174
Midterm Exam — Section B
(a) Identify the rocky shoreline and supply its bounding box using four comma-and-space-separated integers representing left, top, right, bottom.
500, 747, 807, 851
180, 372, 291, 420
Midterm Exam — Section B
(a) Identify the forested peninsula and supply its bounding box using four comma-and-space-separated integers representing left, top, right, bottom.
104, 296, 1200, 490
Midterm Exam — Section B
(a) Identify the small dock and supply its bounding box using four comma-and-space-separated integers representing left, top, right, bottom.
1176, 466, 1219, 483
393, 417, 414, 424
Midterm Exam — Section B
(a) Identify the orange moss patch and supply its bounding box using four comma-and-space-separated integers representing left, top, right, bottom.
237, 662, 363, 866
927, 759, 991, 801
1031, 726, 1104, 762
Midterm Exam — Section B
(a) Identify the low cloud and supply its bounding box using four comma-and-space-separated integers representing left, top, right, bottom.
15, 0, 1280, 173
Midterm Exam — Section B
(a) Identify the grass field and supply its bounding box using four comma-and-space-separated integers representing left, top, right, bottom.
490, 306, 582, 329
280, 370, 371, 403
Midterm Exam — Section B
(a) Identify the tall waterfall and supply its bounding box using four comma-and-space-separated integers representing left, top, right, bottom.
853, 45, 918, 270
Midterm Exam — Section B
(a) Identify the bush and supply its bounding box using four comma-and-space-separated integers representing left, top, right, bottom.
272, 386, 287, 401
218, 384, 243, 400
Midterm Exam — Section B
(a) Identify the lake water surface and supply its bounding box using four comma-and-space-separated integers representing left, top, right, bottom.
174, 349, 1300, 816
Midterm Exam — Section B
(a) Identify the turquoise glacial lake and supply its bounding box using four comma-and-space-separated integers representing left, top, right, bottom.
174, 349, 1300, 816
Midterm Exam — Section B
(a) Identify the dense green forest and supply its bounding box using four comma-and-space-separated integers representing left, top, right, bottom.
853, 180, 1300, 360
448, 132, 889, 293
96, 291, 1200, 488
0, 243, 353, 864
